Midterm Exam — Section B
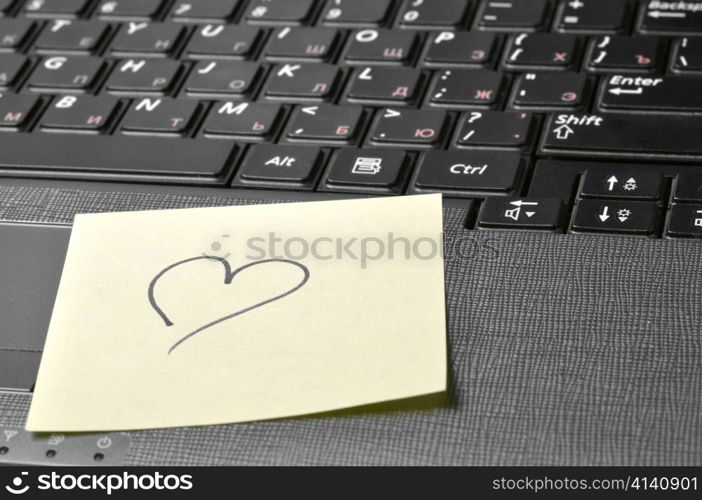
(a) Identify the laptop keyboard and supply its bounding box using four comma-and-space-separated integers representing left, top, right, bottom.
0, 0, 701, 238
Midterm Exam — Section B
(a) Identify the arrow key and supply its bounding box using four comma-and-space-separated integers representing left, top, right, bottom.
478, 197, 563, 230
581, 169, 663, 200
571, 199, 658, 235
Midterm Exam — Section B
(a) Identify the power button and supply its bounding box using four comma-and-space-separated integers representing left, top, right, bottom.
96, 436, 112, 449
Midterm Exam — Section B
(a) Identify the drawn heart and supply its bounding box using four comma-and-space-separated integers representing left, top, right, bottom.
148, 257, 310, 355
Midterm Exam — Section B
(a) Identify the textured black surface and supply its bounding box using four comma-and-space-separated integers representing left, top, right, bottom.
0, 182, 700, 466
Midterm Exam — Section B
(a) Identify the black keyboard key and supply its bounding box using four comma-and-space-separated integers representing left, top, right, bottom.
478, 197, 563, 230
672, 37, 702, 72
542, 113, 702, 160
600, 74, 702, 112
0, 134, 235, 181
286, 104, 363, 143
34, 19, 109, 54
323, 148, 408, 193
245, 0, 315, 25
476, 0, 549, 30
503, 33, 579, 70
398, 0, 471, 28
28, 55, 104, 91
106, 58, 181, 94
237, 144, 321, 187
0, 0, 13, 16
0, 93, 39, 128
0, 53, 27, 88
110, 22, 184, 56
96, 0, 164, 20
39, 94, 118, 131
423, 31, 497, 67
121, 97, 198, 135
640, 2, 702, 34
321, 0, 392, 26
587, 35, 664, 72
371, 108, 447, 146
202, 101, 282, 138
455, 110, 534, 149
0, 19, 36, 52
170, 0, 240, 22
581, 168, 663, 200
555, 0, 628, 33
512, 72, 588, 108
24, 0, 89, 18
347, 66, 423, 104
265, 63, 340, 100
674, 173, 702, 202
265, 27, 339, 61
428, 69, 503, 107
185, 24, 261, 60
183, 60, 260, 97
667, 205, 702, 237
345, 29, 419, 65
413, 150, 521, 195
571, 199, 658, 235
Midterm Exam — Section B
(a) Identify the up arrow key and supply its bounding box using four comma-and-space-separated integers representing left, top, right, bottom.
607, 175, 618, 191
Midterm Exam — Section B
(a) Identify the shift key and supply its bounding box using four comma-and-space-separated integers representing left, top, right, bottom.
412, 150, 522, 196
542, 113, 702, 160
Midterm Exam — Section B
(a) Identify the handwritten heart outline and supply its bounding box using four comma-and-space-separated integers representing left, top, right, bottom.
148, 257, 310, 355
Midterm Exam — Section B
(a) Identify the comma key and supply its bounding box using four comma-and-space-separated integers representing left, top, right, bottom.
285, 104, 363, 144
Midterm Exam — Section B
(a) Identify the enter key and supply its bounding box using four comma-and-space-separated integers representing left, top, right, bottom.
599, 74, 702, 112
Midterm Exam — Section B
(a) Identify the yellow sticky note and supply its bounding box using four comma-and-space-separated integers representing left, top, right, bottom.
27, 194, 447, 432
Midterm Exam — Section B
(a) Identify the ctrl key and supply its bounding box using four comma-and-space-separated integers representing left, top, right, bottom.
411, 150, 522, 197
667, 205, 702, 238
